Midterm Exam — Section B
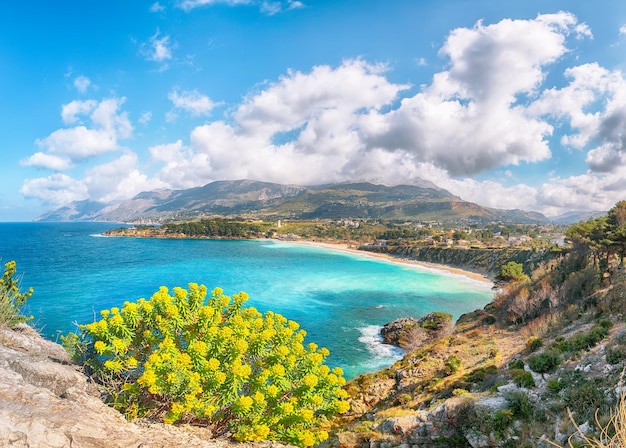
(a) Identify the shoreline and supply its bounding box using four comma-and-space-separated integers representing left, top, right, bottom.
270, 238, 494, 286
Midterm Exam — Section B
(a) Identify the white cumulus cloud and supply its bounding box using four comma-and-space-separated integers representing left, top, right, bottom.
142, 29, 173, 66
144, 13, 607, 208
168, 89, 217, 116
20, 153, 168, 207
151, 59, 410, 187
61, 100, 97, 125
20, 152, 74, 171
73, 76, 92, 93
35, 97, 132, 161
361, 13, 591, 176
531, 62, 626, 173
83, 153, 167, 203
20, 173, 89, 206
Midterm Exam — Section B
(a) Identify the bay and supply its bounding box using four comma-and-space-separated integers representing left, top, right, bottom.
0, 222, 493, 379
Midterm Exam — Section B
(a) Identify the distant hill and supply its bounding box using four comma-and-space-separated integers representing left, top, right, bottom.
35, 199, 110, 222
36, 179, 549, 224
549, 210, 607, 224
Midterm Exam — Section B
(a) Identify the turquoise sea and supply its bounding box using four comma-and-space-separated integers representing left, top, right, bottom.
0, 222, 493, 379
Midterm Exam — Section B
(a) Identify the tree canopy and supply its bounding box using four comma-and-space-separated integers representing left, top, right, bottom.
565, 201, 626, 268
496, 261, 529, 283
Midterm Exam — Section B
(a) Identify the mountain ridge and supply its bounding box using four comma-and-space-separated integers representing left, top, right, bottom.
36, 179, 549, 224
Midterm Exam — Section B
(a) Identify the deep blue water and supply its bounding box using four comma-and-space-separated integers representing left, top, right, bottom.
0, 222, 493, 378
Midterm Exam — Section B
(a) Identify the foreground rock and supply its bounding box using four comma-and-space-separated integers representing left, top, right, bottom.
0, 324, 290, 448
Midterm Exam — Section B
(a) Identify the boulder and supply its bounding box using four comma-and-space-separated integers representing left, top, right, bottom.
378, 415, 423, 435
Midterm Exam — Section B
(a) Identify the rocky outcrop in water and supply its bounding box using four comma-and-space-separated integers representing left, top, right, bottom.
0, 324, 290, 448
380, 313, 454, 351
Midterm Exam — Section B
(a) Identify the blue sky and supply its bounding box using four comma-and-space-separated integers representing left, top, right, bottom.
1, 0, 626, 221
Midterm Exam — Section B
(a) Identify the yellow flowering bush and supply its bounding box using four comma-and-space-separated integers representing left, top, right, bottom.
0, 261, 33, 327
63, 284, 349, 447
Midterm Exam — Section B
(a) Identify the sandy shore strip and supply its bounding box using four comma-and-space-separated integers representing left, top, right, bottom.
272, 239, 493, 285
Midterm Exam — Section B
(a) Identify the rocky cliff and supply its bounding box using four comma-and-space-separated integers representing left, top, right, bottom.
0, 324, 290, 448
359, 246, 561, 277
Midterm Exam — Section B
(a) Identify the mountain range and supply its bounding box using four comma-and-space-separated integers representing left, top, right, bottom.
36, 179, 556, 224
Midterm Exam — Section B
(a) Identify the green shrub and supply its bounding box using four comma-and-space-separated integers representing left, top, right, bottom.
546, 379, 562, 394
552, 337, 570, 353
491, 408, 514, 437
62, 285, 349, 447
606, 346, 626, 365
528, 350, 561, 374
432, 434, 472, 447
482, 315, 497, 325
0, 261, 33, 327
525, 336, 543, 352
563, 378, 609, 419
564, 324, 610, 352
509, 369, 535, 388
463, 365, 498, 391
508, 359, 525, 370
580, 324, 609, 348
444, 355, 462, 375
420, 312, 454, 334
506, 391, 534, 419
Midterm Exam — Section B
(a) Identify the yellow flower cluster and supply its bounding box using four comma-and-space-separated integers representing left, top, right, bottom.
234, 395, 254, 414
69, 284, 350, 448
302, 374, 318, 388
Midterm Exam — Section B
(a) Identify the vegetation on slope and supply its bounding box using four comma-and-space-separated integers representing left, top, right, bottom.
163, 219, 274, 238
333, 201, 626, 447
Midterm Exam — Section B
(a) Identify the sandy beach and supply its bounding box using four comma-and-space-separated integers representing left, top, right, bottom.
273, 239, 494, 286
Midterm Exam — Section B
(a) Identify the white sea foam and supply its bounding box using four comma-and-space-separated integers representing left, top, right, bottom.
357, 325, 404, 370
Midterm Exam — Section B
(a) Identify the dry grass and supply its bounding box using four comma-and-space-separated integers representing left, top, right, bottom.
520, 312, 564, 339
